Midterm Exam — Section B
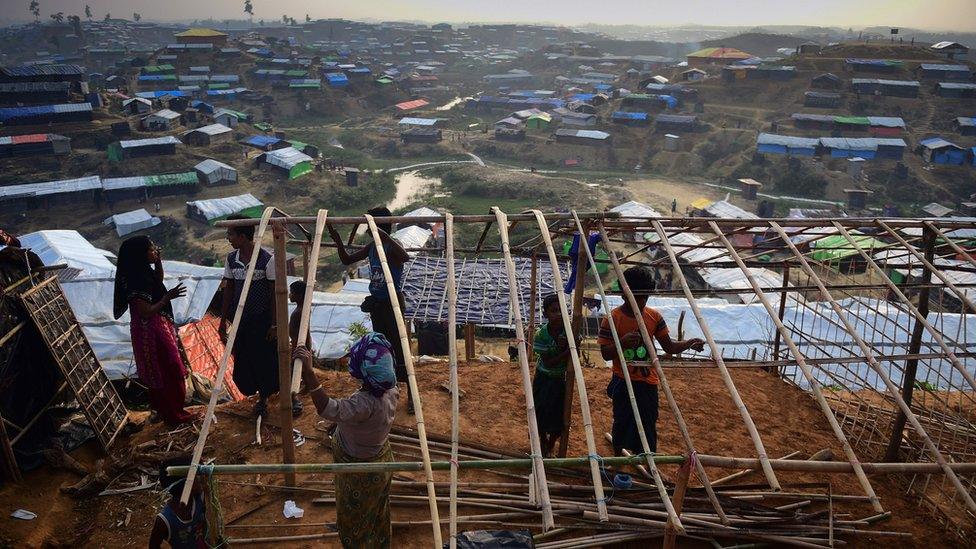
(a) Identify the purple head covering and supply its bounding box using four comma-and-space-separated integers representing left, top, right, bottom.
348, 332, 397, 397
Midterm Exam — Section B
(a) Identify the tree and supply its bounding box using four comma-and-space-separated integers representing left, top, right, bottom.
259, 19, 264, 26
305, 14, 310, 23
281, 14, 287, 24
84, 4, 92, 21
50, 11, 64, 24
243, 0, 253, 22
104, 13, 110, 21
133, 12, 141, 22
28, 0, 40, 22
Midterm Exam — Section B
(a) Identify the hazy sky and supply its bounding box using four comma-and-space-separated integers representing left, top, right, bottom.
11, 0, 976, 31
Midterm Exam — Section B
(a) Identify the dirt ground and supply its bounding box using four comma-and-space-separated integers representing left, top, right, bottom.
0, 356, 967, 548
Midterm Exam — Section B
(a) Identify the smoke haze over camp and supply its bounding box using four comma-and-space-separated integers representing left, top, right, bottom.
6, 0, 976, 32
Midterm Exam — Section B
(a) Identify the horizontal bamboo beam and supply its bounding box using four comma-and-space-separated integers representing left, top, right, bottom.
215, 211, 620, 227
166, 455, 976, 477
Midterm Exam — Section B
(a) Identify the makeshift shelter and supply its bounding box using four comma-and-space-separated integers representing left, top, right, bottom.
122, 97, 153, 115
401, 127, 443, 143
792, 113, 835, 130
325, 72, 349, 87
686, 47, 752, 67
142, 109, 182, 131
919, 64, 971, 80
811, 73, 842, 89
259, 147, 313, 180
243, 135, 284, 151
554, 129, 611, 145
844, 59, 903, 73
867, 116, 905, 136
194, 159, 238, 186
395, 98, 429, 112
398, 117, 442, 128
810, 232, 888, 271
930, 41, 969, 60
104, 208, 161, 237
0, 103, 92, 125
756, 133, 818, 156
0, 82, 72, 105
552, 108, 597, 126
524, 112, 552, 130
174, 28, 228, 47
0, 176, 101, 213
654, 114, 698, 132
936, 83, 976, 99
819, 137, 906, 160
918, 137, 968, 165
611, 111, 649, 127
804, 91, 842, 108
0, 134, 70, 157
102, 172, 198, 201
182, 123, 232, 146
16, 230, 115, 281
850, 79, 920, 98
954, 117, 976, 136
108, 136, 181, 161
186, 193, 264, 224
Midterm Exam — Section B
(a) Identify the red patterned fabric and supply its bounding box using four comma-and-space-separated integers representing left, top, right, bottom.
179, 314, 245, 401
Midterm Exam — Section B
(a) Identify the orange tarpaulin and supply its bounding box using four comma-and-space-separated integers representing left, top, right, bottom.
179, 314, 245, 401
395, 98, 429, 111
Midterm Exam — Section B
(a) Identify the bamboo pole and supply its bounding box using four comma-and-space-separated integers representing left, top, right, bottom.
649, 220, 780, 491
530, 210, 608, 521
923, 221, 976, 268
491, 207, 556, 530
875, 219, 976, 312
704, 220, 882, 512
363, 214, 442, 547
581, 213, 728, 525
562, 214, 683, 530
527, 252, 538, 365
179, 207, 275, 505
559, 223, 588, 458
711, 451, 803, 487
766, 221, 976, 514
831, 221, 976, 393
290, 209, 328, 391
272, 223, 297, 487
446, 213, 460, 549
603, 433, 651, 479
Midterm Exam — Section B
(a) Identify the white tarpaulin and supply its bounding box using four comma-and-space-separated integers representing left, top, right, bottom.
105, 208, 161, 237
18, 230, 116, 281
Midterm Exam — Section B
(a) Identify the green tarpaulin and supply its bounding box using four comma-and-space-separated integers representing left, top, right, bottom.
146, 172, 198, 187
811, 233, 888, 262
834, 116, 870, 126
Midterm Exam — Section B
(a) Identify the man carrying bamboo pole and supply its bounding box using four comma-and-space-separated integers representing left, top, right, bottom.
599, 267, 704, 456
327, 207, 414, 414
219, 215, 300, 418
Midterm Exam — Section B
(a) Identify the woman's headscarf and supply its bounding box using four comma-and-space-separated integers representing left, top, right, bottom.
348, 332, 397, 397
113, 235, 171, 320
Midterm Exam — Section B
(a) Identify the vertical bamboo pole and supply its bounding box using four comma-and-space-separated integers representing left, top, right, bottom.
585, 214, 726, 525
885, 227, 934, 462
530, 210, 608, 521
875, 220, 976, 312
771, 266, 790, 367
663, 455, 693, 549
573, 212, 688, 533
527, 252, 538, 365
650, 220, 781, 491
364, 214, 443, 547
291, 209, 328, 391
273, 222, 297, 488
829, 222, 976, 393
704, 220, 882, 512
446, 214, 460, 549
923, 221, 976, 268
490, 207, 555, 530
559, 226, 588, 457
465, 324, 475, 361
767, 221, 976, 514
181, 207, 275, 504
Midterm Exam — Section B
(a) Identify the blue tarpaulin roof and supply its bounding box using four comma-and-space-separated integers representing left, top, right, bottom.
611, 111, 648, 120
0, 102, 92, 122
919, 137, 964, 150
245, 135, 282, 148
136, 90, 186, 99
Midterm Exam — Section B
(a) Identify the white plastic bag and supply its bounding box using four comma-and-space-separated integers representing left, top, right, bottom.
282, 500, 304, 519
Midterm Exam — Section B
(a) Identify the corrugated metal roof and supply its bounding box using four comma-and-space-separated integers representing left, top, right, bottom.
118, 136, 182, 149
0, 175, 101, 200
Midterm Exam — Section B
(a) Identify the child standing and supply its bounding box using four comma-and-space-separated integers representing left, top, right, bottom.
149, 457, 211, 549
598, 267, 704, 456
532, 294, 576, 457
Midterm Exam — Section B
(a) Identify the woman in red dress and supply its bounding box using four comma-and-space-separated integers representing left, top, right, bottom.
113, 236, 195, 426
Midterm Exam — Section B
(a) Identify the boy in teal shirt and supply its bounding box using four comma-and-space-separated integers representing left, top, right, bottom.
532, 294, 577, 457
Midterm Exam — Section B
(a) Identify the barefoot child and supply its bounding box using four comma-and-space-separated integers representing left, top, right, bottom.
532, 294, 577, 457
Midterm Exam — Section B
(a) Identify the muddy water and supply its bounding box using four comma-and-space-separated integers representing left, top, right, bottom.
387, 171, 442, 210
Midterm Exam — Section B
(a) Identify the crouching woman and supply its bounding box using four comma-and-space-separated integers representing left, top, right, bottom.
295, 333, 399, 548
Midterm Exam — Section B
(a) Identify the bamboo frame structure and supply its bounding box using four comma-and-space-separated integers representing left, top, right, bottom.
491, 207, 556, 530
272, 224, 297, 487
289, 209, 328, 391
181, 206, 275, 505
199, 211, 976, 544
446, 213, 460, 549
530, 210, 608, 521
647, 220, 781, 491
363, 214, 443, 547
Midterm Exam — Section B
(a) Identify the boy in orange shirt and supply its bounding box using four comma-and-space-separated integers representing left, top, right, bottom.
598, 266, 704, 456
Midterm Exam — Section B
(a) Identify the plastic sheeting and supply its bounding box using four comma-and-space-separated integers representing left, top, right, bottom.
18, 230, 115, 280
105, 208, 161, 237
186, 193, 263, 222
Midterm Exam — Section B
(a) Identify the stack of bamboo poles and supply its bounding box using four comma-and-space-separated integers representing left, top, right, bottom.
217, 428, 911, 548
